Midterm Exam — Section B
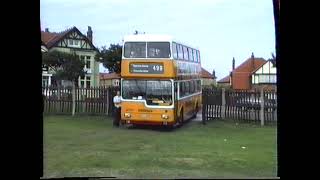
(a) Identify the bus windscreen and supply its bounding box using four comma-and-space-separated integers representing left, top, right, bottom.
122, 80, 172, 106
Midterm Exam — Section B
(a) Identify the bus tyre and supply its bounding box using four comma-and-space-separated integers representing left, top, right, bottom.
178, 110, 184, 127
192, 105, 198, 118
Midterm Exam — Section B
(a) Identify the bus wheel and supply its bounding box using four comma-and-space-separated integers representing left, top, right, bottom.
178, 110, 184, 127
192, 105, 198, 118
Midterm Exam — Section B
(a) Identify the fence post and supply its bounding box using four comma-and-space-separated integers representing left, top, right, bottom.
72, 83, 76, 116
260, 88, 265, 126
221, 88, 226, 119
106, 88, 109, 115
202, 89, 206, 125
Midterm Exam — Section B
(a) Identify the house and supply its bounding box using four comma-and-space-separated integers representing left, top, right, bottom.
230, 53, 267, 90
217, 75, 231, 88
41, 41, 48, 52
100, 72, 121, 87
251, 59, 277, 91
201, 67, 217, 86
218, 53, 276, 91
41, 26, 99, 88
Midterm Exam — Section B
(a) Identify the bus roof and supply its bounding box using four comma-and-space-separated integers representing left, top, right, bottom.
123, 34, 199, 50
123, 34, 174, 42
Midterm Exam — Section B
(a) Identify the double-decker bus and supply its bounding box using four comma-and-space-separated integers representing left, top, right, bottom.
120, 34, 202, 128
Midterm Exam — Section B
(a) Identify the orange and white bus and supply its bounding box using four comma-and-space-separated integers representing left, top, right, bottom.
120, 34, 201, 128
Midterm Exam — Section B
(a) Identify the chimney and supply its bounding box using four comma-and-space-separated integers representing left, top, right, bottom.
87, 26, 93, 42
45, 28, 49, 32
251, 52, 255, 69
232, 57, 235, 70
212, 69, 216, 79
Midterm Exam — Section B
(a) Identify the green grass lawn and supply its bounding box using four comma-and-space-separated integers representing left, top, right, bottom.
43, 115, 277, 178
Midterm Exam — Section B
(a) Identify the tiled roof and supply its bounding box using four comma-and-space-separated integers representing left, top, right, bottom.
201, 68, 215, 79
218, 75, 230, 83
231, 57, 267, 90
41, 26, 97, 50
233, 57, 267, 73
41, 27, 74, 49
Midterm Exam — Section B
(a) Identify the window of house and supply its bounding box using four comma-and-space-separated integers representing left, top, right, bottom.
86, 60, 91, 69
86, 56, 91, 60
86, 80, 90, 88
259, 75, 269, 83
270, 75, 276, 83
74, 40, 79, 45
86, 76, 91, 88
69, 39, 73, 45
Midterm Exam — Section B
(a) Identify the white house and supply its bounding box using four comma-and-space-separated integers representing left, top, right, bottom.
41, 26, 100, 88
251, 60, 277, 90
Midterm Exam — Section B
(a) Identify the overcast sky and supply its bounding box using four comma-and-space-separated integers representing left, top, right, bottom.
41, 0, 275, 80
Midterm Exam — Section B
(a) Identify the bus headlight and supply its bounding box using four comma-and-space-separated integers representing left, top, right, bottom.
124, 113, 131, 118
161, 114, 169, 119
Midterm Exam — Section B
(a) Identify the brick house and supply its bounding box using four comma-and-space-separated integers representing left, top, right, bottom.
218, 53, 276, 91
100, 72, 121, 87
201, 68, 217, 86
217, 75, 231, 88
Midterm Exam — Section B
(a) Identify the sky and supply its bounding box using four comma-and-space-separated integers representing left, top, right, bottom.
40, 0, 275, 80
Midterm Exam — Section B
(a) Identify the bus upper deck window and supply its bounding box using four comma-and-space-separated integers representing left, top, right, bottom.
124, 42, 146, 58
147, 42, 170, 58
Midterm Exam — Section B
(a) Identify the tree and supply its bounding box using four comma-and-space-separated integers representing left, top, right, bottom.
95, 44, 122, 73
42, 50, 86, 116
42, 50, 86, 83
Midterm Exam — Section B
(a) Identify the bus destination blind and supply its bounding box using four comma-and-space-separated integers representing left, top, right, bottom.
129, 63, 164, 74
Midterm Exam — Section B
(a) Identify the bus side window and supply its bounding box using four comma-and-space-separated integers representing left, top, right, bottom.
178, 44, 183, 60
179, 82, 183, 98
193, 49, 197, 62
188, 48, 193, 62
185, 81, 190, 95
174, 82, 178, 100
172, 42, 178, 59
183, 46, 189, 61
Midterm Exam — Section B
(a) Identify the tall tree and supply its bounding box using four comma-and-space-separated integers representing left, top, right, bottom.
95, 44, 122, 73
42, 51, 86, 83
42, 50, 86, 116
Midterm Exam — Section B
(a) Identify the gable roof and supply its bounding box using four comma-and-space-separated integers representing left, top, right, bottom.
41, 26, 97, 51
233, 57, 267, 74
231, 56, 267, 90
218, 75, 230, 83
201, 67, 215, 79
